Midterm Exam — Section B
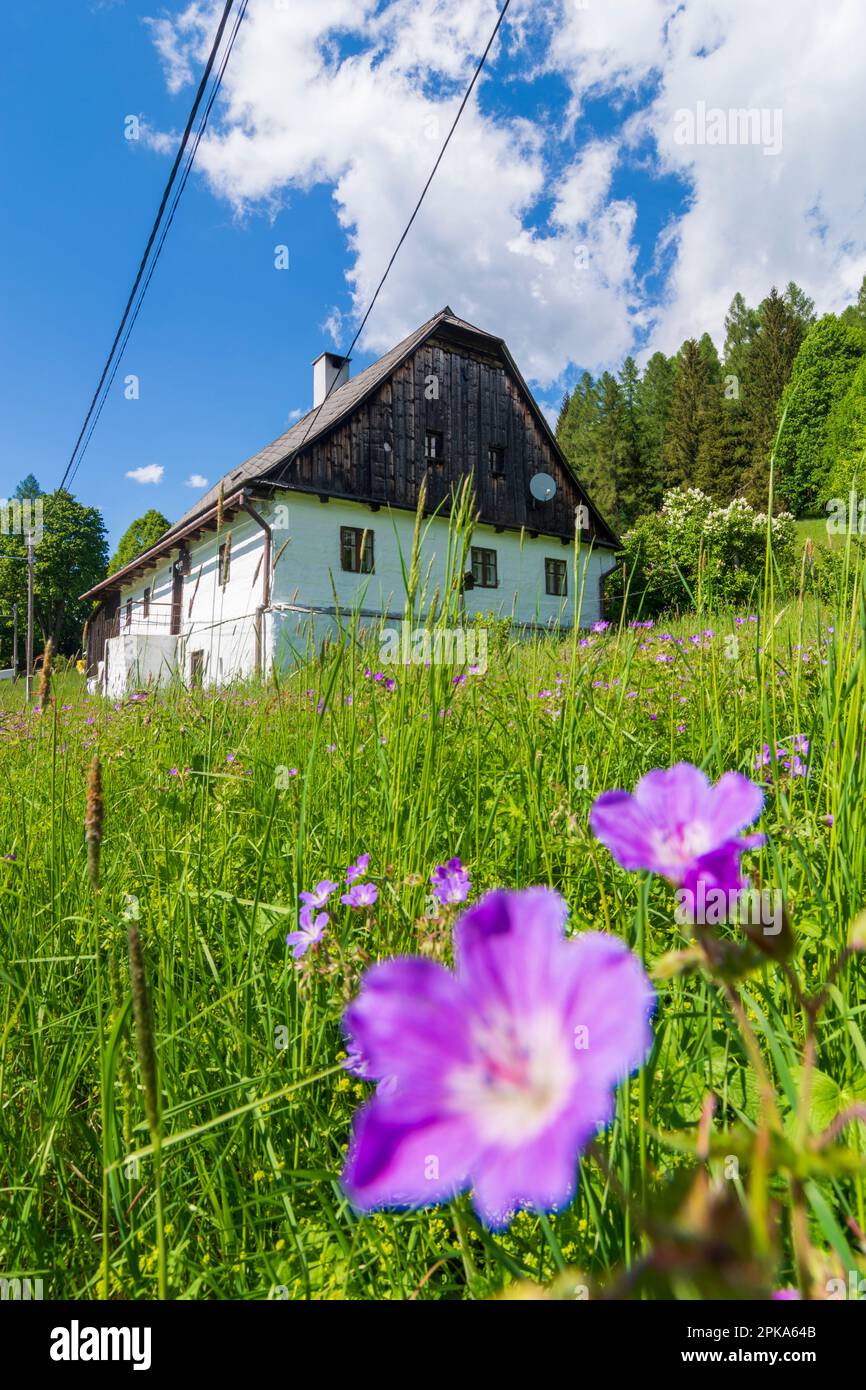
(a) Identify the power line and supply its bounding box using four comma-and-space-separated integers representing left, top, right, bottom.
278, 0, 512, 476
66, 1, 251, 496
63, 0, 509, 503
59, 0, 242, 494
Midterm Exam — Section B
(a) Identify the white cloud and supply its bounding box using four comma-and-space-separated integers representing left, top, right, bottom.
185, 472, 209, 488
126, 465, 165, 484
143, 3, 222, 95
145, 0, 642, 384
146, 0, 866, 383
547, 0, 866, 355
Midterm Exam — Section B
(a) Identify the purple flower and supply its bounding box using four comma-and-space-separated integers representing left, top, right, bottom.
286, 906, 328, 958
590, 762, 765, 897
591, 619, 610, 633
342, 1048, 371, 1079
340, 887, 654, 1228
345, 853, 370, 885
342, 882, 379, 909
430, 857, 471, 905
300, 879, 338, 910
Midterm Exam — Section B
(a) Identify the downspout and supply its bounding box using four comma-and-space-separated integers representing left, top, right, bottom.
598, 560, 619, 622
240, 494, 272, 678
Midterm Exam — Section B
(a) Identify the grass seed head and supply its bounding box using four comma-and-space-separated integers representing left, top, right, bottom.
37, 640, 53, 710
128, 922, 160, 1138
84, 755, 103, 890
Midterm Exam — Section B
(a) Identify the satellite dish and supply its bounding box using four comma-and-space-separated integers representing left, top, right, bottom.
529, 472, 557, 502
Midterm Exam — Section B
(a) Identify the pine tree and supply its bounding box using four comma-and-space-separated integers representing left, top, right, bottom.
635, 351, 674, 511
723, 293, 759, 384
594, 371, 627, 526
557, 371, 599, 478
616, 356, 643, 524
663, 340, 710, 487
13, 474, 42, 500
741, 287, 806, 507
783, 281, 817, 336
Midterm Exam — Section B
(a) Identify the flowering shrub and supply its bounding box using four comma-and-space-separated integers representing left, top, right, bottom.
610, 487, 796, 617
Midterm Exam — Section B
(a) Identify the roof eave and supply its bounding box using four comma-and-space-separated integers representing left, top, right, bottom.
78, 485, 268, 601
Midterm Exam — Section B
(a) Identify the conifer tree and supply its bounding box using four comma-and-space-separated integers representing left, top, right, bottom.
741, 287, 805, 507
635, 351, 674, 512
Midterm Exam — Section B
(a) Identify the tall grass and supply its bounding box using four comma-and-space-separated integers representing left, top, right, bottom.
0, 513, 864, 1299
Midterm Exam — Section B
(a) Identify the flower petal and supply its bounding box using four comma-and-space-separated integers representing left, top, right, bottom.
471, 1092, 609, 1228
342, 1100, 476, 1211
589, 789, 663, 873
633, 763, 711, 827
342, 957, 472, 1087
454, 887, 569, 1019
704, 772, 764, 840
560, 931, 655, 1085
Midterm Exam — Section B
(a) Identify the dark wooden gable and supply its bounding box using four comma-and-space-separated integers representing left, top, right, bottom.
278, 327, 615, 546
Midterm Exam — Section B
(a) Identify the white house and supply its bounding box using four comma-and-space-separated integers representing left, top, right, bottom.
81, 308, 619, 695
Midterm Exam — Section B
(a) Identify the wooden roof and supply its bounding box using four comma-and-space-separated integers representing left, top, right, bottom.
81, 307, 617, 601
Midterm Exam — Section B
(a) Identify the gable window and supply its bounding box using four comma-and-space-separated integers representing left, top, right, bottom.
545, 557, 568, 596
471, 546, 498, 589
424, 429, 444, 464
143, 587, 151, 618
488, 445, 505, 476
218, 538, 231, 587
341, 525, 374, 574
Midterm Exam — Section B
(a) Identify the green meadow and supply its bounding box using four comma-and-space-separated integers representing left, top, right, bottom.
1, 537, 865, 1301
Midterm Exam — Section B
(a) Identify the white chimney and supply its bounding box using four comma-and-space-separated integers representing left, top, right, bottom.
312, 352, 350, 408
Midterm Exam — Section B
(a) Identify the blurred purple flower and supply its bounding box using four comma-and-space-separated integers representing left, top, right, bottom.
342, 1048, 371, 1079
340, 887, 654, 1227
286, 906, 328, 958
300, 879, 338, 910
430, 857, 471, 905
342, 882, 379, 909
346, 853, 370, 885
590, 762, 764, 897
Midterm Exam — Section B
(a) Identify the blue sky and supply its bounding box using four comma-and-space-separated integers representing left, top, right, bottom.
2, 1, 864, 552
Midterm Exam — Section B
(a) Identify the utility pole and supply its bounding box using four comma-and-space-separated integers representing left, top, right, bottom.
12, 602, 18, 677
25, 537, 34, 703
